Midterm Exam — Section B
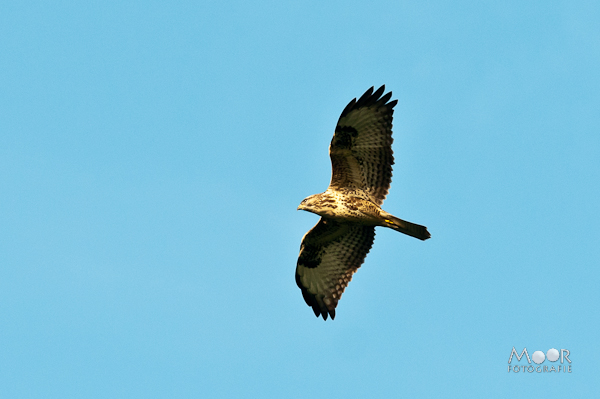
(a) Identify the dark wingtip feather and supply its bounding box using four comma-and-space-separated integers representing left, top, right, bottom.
319, 309, 335, 321
321, 310, 328, 320
371, 85, 385, 101
340, 99, 357, 118
312, 305, 320, 317
378, 91, 392, 106
339, 85, 394, 119
356, 86, 375, 104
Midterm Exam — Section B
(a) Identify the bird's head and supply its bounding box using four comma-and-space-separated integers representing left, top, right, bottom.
297, 194, 321, 214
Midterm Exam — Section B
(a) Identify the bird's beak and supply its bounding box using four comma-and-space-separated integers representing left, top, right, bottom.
297, 204, 304, 211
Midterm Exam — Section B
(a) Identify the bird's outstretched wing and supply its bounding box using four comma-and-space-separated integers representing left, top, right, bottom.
295, 218, 375, 320
329, 85, 397, 205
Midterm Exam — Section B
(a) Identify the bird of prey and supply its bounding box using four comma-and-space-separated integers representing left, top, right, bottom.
296, 85, 430, 320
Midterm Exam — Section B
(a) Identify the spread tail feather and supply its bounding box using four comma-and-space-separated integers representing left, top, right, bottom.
383, 215, 431, 241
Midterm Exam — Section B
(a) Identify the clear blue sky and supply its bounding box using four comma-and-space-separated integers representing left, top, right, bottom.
1, 1, 599, 397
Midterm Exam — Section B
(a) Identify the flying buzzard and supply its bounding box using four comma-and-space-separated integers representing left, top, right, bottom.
296, 85, 430, 320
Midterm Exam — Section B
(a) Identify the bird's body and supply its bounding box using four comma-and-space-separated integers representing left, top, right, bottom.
296, 86, 430, 320
299, 190, 383, 225
299, 189, 429, 238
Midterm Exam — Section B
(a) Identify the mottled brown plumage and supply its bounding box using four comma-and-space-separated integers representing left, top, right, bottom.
296, 86, 430, 320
